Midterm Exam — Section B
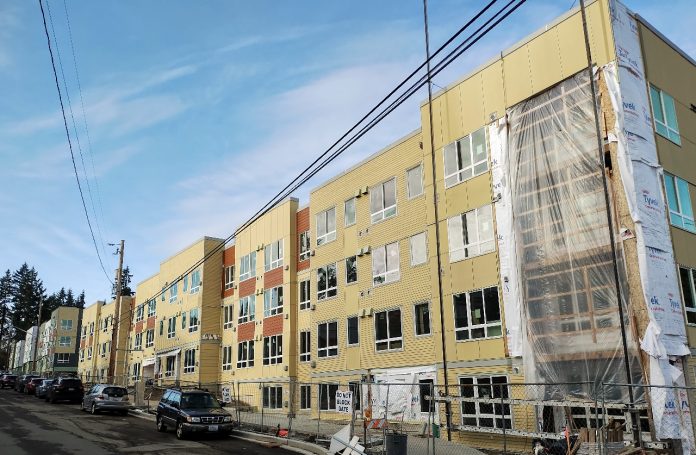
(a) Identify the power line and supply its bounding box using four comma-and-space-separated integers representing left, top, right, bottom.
140, 0, 526, 304
45, 0, 112, 270
38, 0, 114, 286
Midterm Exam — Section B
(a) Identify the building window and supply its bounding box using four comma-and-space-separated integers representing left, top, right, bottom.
460, 375, 511, 429
159, 320, 164, 336
87, 347, 92, 359
189, 308, 200, 332
410, 232, 427, 266
224, 265, 235, 291
237, 341, 255, 368
183, 276, 188, 293
59, 336, 71, 347
167, 317, 176, 339
345, 198, 356, 226
134, 332, 143, 350
60, 319, 73, 331
132, 362, 141, 380
90, 322, 94, 335
300, 385, 311, 410
148, 299, 156, 318
679, 267, 696, 325
454, 286, 502, 340
135, 304, 144, 322
56, 353, 70, 364
263, 286, 284, 318
447, 204, 494, 262
443, 127, 488, 188
223, 305, 234, 330
190, 269, 201, 294
239, 252, 257, 281
299, 231, 311, 261
407, 165, 423, 199
299, 280, 311, 310
345, 256, 357, 284
264, 239, 284, 271
165, 357, 176, 377
101, 342, 108, 358
183, 349, 196, 374
146, 329, 154, 348
238, 295, 256, 323
80, 349, 84, 361
370, 178, 397, 223
650, 85, 681, 145
169, 282, 178, 303
319, 384, 339, 411
222, 346, 233, 371
414, 302, 431, 336
161, 286, 166, 302
317, 263, 338, 300
299, 331, 311, 362
349, 382, 362, 411
347, 316, 359, 346
372, 242, 400, 286
263, 386, 283, 409
316, 207, 337, 246
182, 311, 187, 329
374, 308, 402, 352
664, 173, 695, 232
318, 321, 338, 358
263, 335, 283, 365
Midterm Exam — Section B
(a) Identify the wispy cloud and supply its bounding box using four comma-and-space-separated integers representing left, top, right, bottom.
0, 4, 20, 69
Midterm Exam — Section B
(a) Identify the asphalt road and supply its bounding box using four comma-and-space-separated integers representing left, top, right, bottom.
0, 388, 290, 454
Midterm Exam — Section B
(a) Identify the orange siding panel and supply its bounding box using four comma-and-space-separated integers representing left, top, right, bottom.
238, 322, 255, 342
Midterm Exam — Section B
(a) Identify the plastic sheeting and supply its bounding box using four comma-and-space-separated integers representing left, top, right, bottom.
506, 70, 641, 399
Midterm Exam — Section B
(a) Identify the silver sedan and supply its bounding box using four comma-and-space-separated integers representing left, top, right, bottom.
81, 384, 131, 415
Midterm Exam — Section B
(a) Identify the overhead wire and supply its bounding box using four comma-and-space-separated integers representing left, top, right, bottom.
140, 0, 527, 303
38, 0, 114, 285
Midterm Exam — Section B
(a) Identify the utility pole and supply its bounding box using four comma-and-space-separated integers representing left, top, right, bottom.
108, 240, 125, 383
31, 297, 43, 373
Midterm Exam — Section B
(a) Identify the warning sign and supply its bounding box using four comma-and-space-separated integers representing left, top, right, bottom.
335, 390, 353, 414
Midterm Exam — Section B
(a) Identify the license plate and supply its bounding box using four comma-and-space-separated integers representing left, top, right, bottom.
68, 388, 75, 391
208, 425, 218, 432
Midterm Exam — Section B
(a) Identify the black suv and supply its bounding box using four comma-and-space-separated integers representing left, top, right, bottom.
0, 374, 17, 389
46, 377, 84, 404
156, 389, 235, 439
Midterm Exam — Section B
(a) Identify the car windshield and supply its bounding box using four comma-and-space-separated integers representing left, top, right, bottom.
31, 378, 44, 384
103, 387, 127, 397
181, 393, 221, 409
42, 380, 52, 385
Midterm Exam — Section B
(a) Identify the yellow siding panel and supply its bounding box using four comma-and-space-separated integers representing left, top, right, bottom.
527, 29, 563, 94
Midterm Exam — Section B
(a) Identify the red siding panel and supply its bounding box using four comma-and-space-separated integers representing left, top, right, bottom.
238, 278, 256, 298
296, 207, 309, 232
135, 321, 144, 333
147, 316, 156, 330
264, 267, 283, 289
237, 322, 255, 342
263, 315, 284, 336
298, 259, 310, 272
223, 245, 235, 266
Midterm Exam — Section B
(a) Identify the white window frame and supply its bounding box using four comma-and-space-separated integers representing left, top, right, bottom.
222, 345, 233, 371
319, 383, 339, 411
317, 321, 338, 358
263, 334, 283, 365
132, 362, 141, 380
264, 239, 284, 271
299, 279, 311, 310
59, 336, 71, 347
649, 84, 681, 145
316, 207, 337, 246
263, 386, 283, 409
167, 317, 176, 339
345, 256, 357, 284
238, 295, 256, 324
135, 304, 144, 322
87, 347, 92, 359
459, 375, 512, 430
345, 198, 356, 227
414, 302, 432, 337
370, 178, 397, 223
406, 164, 424, 199
147, 299, 156, 318
453, 286, 502, 341
190, 269, 201, 294
678, 266, 696, 325
189, 308, 200, 333
317, 263, 338, 301
134, 332, 143, 350
146, 329, 154, 348
447, 204, 494, 262
347, 316, 359, 346
443, 126, 488, 188
409, 232, 428, 266
264, 286, 284, 318
224, 265, 235, 291
169, 282, 178, 303
223, 304, 234, 329
299, 331, 311, 362
183, 349, 196, 374
239, 252, 257, 281
300, 385, 311, 410
374, 308, 403, 352
57, 353, 70, 364
60, 319, 73, 331
372, 242, 400, 286
299, 231, 311, 261
237, 340, 255, 368
664, 173, 695, 233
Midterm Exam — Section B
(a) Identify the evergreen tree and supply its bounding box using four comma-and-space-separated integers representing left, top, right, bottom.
112, 266, 134, 298
0, 270, 12, 365
76, 291, 86, 309
65, 289, 75, 307
10, 263, 46, 341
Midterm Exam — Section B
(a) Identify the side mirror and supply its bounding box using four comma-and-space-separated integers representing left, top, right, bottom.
172, 402, 180, 409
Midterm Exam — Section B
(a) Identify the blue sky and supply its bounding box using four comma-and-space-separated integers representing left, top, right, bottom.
0, 0, 693, 304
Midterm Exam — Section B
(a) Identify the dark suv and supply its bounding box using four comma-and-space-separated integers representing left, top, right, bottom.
0, 374, 17, 389
46, 377, 84, 404
156, 389, 235, 439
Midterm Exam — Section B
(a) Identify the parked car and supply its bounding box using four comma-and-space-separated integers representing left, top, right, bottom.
81, 384, 130, 415
25, 377, 46, 395
15, 375, 39, 393
46, 376, 84, 404
36, 379, 53, 399
0, 374, 17, 389
156, 388, 235, 439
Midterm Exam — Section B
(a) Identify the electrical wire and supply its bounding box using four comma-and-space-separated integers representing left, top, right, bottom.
38, 0, 114, 285
141, 0, 527, 304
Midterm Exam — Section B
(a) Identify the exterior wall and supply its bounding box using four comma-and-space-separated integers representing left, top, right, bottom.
77, 301, 102, 380
220, 245, 236, 385
129, 273, 160, 383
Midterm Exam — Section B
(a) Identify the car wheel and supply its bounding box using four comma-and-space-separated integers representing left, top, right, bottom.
156, 415, 166, 432
176, 421, 186, 440
91, 403, 98, 415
